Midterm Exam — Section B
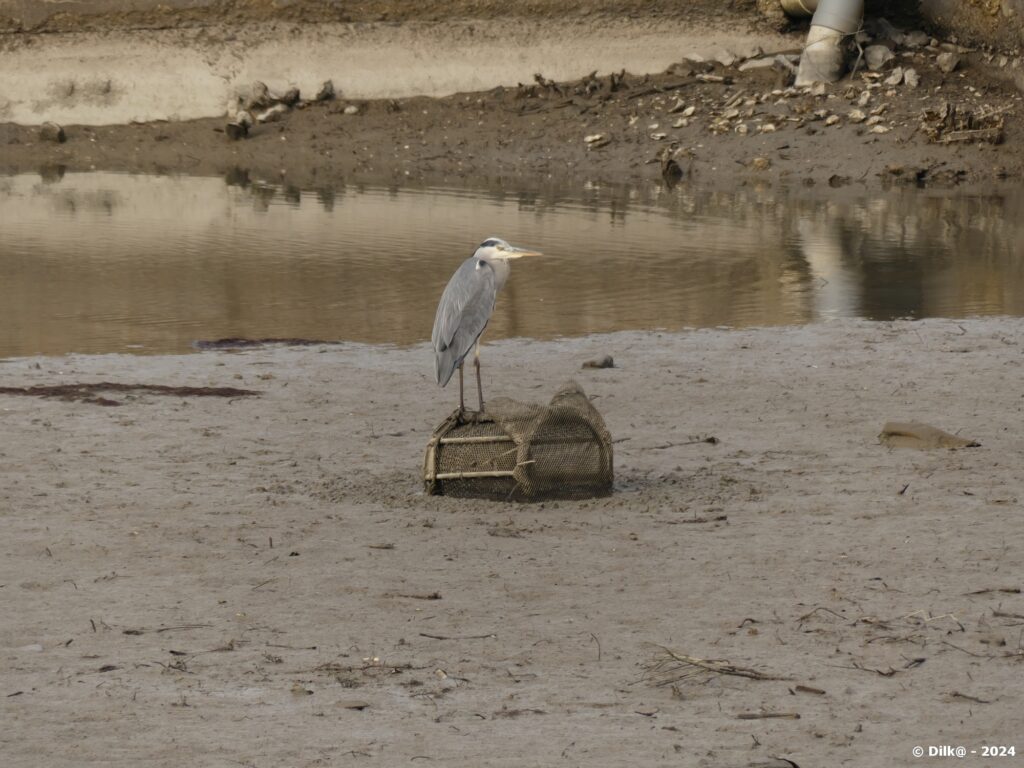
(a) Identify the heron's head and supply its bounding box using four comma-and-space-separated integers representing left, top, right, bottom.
473, 237, 543, 262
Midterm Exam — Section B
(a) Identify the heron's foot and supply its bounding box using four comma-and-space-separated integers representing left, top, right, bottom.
459, 408, 488, 425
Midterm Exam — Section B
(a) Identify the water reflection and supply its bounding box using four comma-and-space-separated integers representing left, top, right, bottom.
0, 171, 1022, 357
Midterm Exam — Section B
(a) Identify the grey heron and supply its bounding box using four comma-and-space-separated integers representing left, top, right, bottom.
432, 237, 543, 414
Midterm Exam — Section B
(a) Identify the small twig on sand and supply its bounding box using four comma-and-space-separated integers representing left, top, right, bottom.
851, 662, 898, 677
386, 592, 441, 600
946, 690, 994, 704
419, 632, 495, 641
122, 624, 212, 635
737, 712, 801, 720
793, 684, 826, 695
993, 609, 1024, 621
797, 606, 847, 623
940, 640, 997, 659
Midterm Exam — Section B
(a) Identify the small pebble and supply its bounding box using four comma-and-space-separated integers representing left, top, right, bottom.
315, 80, 335, 101
39, 122, 66, 143
582, 355, 615, 369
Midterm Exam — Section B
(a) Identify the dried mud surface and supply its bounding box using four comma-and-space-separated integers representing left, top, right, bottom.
2, 318, 1023, 766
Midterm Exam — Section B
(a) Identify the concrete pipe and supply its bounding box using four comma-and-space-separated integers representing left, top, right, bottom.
785, 0, 865, 85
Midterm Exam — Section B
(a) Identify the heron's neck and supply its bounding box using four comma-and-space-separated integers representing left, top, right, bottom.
484, 257, 511, 291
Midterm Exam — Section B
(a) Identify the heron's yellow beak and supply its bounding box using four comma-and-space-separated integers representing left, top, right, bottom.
498, 245, 544, 259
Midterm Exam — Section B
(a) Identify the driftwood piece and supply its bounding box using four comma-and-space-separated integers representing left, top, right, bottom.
879, 421, 980, 450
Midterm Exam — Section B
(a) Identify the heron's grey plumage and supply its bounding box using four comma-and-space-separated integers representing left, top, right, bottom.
431, 237, 542, 411
432, 257, 500, 386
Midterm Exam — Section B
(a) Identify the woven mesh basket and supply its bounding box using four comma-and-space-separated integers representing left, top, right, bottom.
424, 380, 613, 501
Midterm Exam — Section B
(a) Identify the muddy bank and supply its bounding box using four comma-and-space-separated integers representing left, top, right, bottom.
1, 318, 1022, 766
0, 14, 788, 126
3, 29, 1023, 190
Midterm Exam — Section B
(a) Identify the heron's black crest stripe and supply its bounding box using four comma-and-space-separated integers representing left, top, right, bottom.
479, 239, 501, 248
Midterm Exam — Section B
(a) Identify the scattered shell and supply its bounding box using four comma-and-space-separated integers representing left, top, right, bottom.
736, 123, 749, 135
584, 133, 606, 144
628, 115, 640, 126
903, 68, 920, 88
760, 123, 777, 133
256, 103, 289, 123
824, 114, 840, 126
672, 118, 689, 128
870, 125, 891, 134
648, 123, 660, 130
884, 67, 904, 86
650, 132, 668, 141
723, 108, 740, 120
936, 52, 961, 74
750, 156, 771, 171
712, 50, 737, 67
866, 115, 883, 126
681, 106, 696, 117
810, 82, 827, 97
865, 45, 896, 71
343, 104, 360, 115
848, 109, 867, 123
668, 99, 688, 113
857, 90, 871, 107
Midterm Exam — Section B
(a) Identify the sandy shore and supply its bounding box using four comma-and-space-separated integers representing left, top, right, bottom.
1, 318, 1021, 766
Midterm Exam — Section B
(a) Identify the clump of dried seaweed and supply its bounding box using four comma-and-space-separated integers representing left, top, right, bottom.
920, 102, 1009, 145
641, 645, 791, 688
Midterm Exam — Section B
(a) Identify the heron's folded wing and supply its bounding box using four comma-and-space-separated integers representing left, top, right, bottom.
432, 258, 497, 353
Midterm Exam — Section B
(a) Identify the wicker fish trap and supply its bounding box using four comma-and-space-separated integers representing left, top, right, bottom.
424, 380, 613, 501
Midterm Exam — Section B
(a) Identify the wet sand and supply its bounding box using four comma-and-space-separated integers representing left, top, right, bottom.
2, 318, 1022, 766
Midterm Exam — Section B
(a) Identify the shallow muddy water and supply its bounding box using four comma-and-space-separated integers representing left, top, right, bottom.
1, 171, 1022, 357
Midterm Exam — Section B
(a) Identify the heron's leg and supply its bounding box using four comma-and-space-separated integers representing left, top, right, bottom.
474, 341, 484, 413
458, 362, 465, 414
